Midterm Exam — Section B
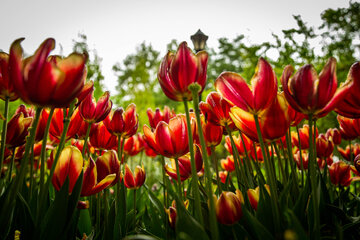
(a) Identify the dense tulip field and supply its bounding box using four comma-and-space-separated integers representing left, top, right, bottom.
1, 37, 360, 240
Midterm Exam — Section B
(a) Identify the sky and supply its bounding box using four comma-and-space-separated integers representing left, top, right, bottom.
0, 0, 350, 94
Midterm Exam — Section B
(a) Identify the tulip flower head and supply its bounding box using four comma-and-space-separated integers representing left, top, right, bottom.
292, 124, 319, 149
81, 157, 116, 196
104, 104, 138, 138
199, 92, 236, 131
220, 156, 235, 172
49, 108, 83, 142
224, 133, 252, 157
230, 93, 291, 142
247, 184, 270, 210
96, 150, 120, 186
6, 111, 32, 148
337, 143, 360, 162
215, 191, 243, 225
147, 106, 176, 129
335, 62, 360, 118
123, 164, 146, 189
9, 38, 87, 107
158, 42, 208, 101
325, 128, 342, 145
0, 52, 19, 101
215, 58, 278, 115
143, 114, 191, 158
52, 146, 84, 194
328, 161, 352, 187
79, 89, 112, 123
316, 134, 334, 158
337, 115, 360, 141
89, 122, 117, 151
165, 200, 189, 229
165, 145, 203, 181
281, 57, 353, 118
123, 133, 145, 156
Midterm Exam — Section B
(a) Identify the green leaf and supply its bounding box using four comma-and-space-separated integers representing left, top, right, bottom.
241, 208, 274, 240
256, 183, 275, 234
284, 209, 309, 240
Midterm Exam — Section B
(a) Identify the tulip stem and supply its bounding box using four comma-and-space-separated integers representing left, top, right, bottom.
239, 131, 255, 188
296, 125, 305, 187
7, 147, 16, 183
189, 83, 218, 240
133, 189, 137, 230
183, 99, 203, 225
0, 107, 41, 229
82, 123, 92, 158
160, 156, 169, 235
37, 102, 76, 224
40, 108, 54, 190
211, 146, 222, 194
286, 130, 299, 195
0, 97, 9, 175
253, 114, 281, 234
272, 143, 285, 183
225, 126, 246, 189
308, 114, 320, 239
174, 157, 183, 201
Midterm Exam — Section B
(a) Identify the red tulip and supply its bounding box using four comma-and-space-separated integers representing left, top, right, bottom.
325, 128, 342, 145
224, 134, 252, 157
337, 115, 360, 140
49, 108, 83, 142
77, 81, 94, 104
281, 58, 353, 118
215, 191, 243, 225
158, 42, 208, 101
123, 133, 144, 156
9, 38, 87, 107
96, 150, 120, 186
52, 146, 84, 193
292, 124, 319, 149
354, 154, 360, 174
288, 104, 305, 127
194, 117, 223, 148
199, 92, 236, 131
143, 115, 191, 158
123, 164, 146, 189
294, 150, 309, 170
247, 185, 270, 210
6, 111, 32, 148
230, 93, 291, 142
0, 52, 19, 101
215, 58, 277, 115
104, 104, 138, 138
79, 89, 112, 123
164, 145, 203, 181
81, 157, 116, 196
328, 161, 352, 187
147, 106, 175, 129
89, 122, 117, 150
165, 200, 189, 229
316, 134, 334, 158
337, 144, 360, 162
335, 62, 360, 118
219, 171, 229, 184
144, 141, 157, 158
220, 156, 235, 172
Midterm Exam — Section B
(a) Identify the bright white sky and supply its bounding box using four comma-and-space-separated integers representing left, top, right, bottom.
0, 0, 350, 94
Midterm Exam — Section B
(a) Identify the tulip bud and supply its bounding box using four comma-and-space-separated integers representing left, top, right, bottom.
328, 161, 352, 187
6, 111, 32, 148
247, 185, 270, 210
316, 134, 334, 158
104, 104, 139, 138
215, 191, 243, 225
52, 146, 84, 193
325, 128, 341, 145
124, 164, 146, 189
79, 90, 112, 123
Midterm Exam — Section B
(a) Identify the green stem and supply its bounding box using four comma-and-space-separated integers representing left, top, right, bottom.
226, 126, 246, 189
285, 130, 299, 195
174, 157, 183, 201
133, 189, 137, 230
29, 147, 35, 199
189, 83, 218, 240
183, 99, 203, 225
0, 97, 9, 174
211, 146, 222, 194
160, 156, 169, 235
253, 114, 281, 233
308, 114, 320, 240
97, 193, 101, 231
296, 125, 305, 187
7, 148, 16, 183
82, 123, 92, 157
272, 143, 285, 183
39, 108, 54, 190
37, 102, 76, 224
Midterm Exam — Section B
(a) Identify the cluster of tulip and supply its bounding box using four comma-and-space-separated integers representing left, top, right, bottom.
1, 37, 360, 239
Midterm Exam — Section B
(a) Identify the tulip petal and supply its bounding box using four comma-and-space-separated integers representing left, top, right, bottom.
89, 173, 116, 195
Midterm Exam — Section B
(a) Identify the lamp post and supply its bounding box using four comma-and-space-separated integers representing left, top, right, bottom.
191, 29, 208, 53
191, 29, 208, 101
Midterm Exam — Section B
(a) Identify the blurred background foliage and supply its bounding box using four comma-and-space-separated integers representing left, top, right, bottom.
2, 2, 359, 133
